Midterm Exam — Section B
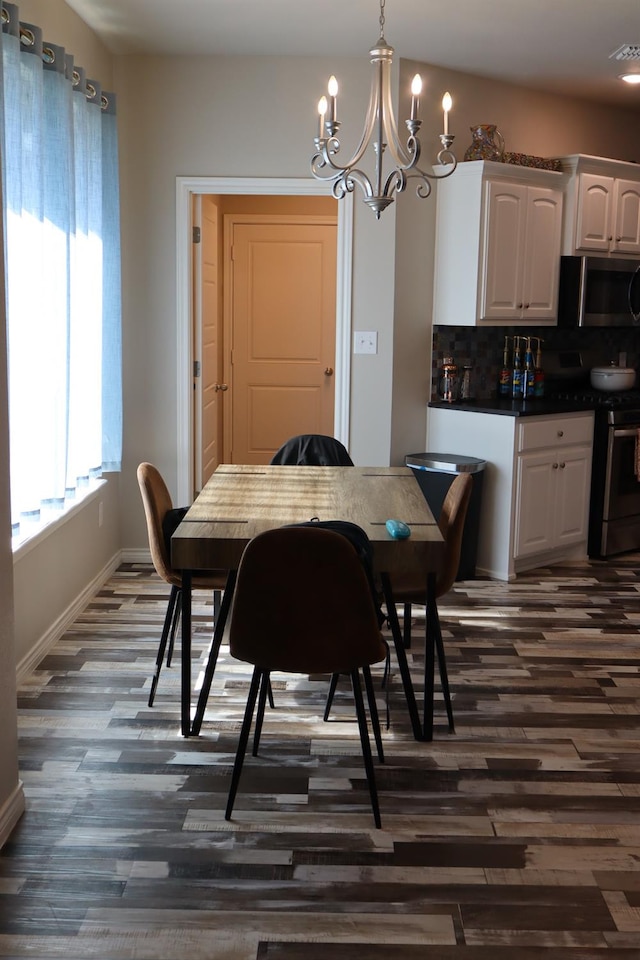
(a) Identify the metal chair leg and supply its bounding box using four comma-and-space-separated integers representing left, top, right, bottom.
323, 673, 340, 721
432, 599, 455, 732
148, 584, 180, 707
225, 667, 263, 821
165, 588, 182, 669
350, 668, 382, 829
403, 602, 412, 649
252, 671, 270, 756
363, 665, 384, 763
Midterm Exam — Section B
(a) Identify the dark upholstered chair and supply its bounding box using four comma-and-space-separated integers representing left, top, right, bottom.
137, 462, 227, 706
389, 472, 473, 732
270, 434, 354, 466
224, 525, 388, 828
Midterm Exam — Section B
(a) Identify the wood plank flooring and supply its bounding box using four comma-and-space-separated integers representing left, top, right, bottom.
5, 554, 640, 958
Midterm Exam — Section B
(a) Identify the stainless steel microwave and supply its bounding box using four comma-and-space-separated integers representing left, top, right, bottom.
558, 255, 640, 327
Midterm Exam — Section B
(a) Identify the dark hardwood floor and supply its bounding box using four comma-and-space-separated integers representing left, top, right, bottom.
4, 554, 640, 958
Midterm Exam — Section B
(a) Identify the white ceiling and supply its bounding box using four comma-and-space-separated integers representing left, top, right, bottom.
63, 0, 640, 109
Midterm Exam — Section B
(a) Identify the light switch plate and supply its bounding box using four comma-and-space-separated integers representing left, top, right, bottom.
354, 331, 378, 355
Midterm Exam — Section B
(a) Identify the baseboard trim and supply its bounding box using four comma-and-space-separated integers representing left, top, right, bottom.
0, 781, 25, 849
16, 551, 123, 684
121, 547, 152, 564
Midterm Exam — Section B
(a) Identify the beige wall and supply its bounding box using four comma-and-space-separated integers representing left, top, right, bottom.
4, 0, 640, 706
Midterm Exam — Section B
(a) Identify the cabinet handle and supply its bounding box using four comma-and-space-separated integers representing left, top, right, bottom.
616, 236, 621, 242
552, 462, 559, 469
557, 429, 564, 437
324, 367, 334, 376
517, 302, 523, 309
609, 236, 613, 241
559, 462, 565, 469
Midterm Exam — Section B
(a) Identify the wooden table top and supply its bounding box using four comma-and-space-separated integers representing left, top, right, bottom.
171, 464, 444, 576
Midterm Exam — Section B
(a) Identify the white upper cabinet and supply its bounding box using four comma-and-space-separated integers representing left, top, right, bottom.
433, 160, 564, 326
559, 155, 640, 257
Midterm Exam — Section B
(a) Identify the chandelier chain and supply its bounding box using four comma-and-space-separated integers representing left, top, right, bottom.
379, 0, 385, 37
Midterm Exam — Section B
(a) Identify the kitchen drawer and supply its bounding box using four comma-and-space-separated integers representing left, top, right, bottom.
517, 414, 594, 453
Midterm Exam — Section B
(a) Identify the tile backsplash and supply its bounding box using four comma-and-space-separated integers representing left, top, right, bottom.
432, 325, 640, 400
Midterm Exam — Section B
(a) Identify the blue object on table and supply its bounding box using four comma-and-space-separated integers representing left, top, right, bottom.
385, 519, 411, 539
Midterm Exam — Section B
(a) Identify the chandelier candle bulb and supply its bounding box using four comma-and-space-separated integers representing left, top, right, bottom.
327, 75, 338, 123
442, 92, 452, 135
410, 74, 422, 121
317, 96, 327, 139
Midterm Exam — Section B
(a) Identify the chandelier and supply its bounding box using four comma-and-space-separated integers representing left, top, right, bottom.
311, 0, 457, 218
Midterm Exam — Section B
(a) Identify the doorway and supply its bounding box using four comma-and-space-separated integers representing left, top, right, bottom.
193, 195, 338, 481
176, 177, 353, 504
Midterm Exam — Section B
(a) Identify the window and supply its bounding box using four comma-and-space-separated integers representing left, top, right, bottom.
0, 3, 122, 543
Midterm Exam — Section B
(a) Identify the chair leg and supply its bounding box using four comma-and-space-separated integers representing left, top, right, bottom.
165, 588, 182, 669
267, 678, 275, 710
148, 584, 180, 707
403, 602, 412, 649
252, 671, 271, 756
362, 665, 384, 763
225, 667, 263, 821
350, 668, 381, 829
432, 600, 455, 733
323, 673, 340, 721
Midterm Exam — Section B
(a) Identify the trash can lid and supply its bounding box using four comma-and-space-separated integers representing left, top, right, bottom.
405, 452, 486, 473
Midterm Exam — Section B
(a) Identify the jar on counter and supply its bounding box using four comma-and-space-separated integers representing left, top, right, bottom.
460, 364, 474, 400
438, 357, 459, 402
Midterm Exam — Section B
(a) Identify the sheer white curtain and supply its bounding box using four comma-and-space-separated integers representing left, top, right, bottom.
0, 3, 122, 537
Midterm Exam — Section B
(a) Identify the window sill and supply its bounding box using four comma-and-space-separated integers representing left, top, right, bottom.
12, 479, 107, 561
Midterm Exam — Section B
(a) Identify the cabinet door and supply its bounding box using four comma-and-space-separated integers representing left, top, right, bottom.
611, 179, 640, 255
575, 173, 613, 253
521, 186, 563, 320
514, 451, 556, 557
554, 446, 592, 546
481, 181, 527, 320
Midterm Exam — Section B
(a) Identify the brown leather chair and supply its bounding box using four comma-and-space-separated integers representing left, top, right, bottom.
224, 525, 388, 828
137, 462, 227, 707
389, 472, 473, 733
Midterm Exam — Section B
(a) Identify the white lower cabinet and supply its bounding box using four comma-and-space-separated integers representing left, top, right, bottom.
427, 408, 594, 580
514, 419, 593, 558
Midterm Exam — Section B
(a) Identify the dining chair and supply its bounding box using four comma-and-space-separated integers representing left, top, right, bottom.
270, 433, 354, 466
136, 462, 227, 707
389, 472, 473, 732
224, 525, 389, 828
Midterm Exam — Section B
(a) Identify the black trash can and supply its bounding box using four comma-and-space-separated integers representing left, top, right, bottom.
405, 452, 486, 580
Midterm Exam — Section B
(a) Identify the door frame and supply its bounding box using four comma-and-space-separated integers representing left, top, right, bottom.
175, 176, 353, 504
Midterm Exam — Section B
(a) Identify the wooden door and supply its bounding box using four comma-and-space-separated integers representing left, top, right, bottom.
224, 216, 337, 464
199, 196, 223, 485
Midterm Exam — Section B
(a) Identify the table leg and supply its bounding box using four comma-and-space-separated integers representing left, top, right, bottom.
380, 573, 424, 742
191, 569, 237, 736
181, 571, 192, 737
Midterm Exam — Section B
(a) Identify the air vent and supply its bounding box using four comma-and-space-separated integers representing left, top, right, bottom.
609, 44, 640, 61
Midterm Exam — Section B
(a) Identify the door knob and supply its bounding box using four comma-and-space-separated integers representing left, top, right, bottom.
324, 367, 334, 376
214, 383, 228, 392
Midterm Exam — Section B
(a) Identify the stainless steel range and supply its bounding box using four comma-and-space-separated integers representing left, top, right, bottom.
549, 383, 640, 557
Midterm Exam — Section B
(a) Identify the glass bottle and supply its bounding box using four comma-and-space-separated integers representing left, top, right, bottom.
438, 357, 459, 402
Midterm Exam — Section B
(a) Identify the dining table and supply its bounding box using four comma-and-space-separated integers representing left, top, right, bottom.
171, 464, 445, 741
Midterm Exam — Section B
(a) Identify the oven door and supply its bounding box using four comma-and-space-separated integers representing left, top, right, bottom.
601, 423, 640, 555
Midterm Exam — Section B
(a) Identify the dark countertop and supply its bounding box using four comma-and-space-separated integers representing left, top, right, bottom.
428, 398, 596, 417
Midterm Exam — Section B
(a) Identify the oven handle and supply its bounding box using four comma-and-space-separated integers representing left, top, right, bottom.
613, 427, 640, 438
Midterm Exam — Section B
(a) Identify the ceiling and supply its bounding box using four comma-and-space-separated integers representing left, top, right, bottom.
63, 0, 640, 109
